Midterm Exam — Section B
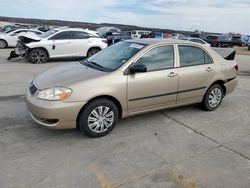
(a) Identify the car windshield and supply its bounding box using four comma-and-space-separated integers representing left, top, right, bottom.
39, 29, 58, 38
5, 28, 17, 33
80, 42, 146, 71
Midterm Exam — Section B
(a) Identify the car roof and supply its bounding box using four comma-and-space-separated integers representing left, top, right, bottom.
12, 28, 43, 32
126, 38, 198, 45
57, 28, 98, 36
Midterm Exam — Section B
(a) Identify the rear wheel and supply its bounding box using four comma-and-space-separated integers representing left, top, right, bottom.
28, 49, 48, 64
0, 40, 7, 49
202, 84, 224, 111
78, 99, 118, 138
87, 48, 101, 58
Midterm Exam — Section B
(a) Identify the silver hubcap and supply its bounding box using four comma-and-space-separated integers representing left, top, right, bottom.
208, 88, 222, 108
88, 106, 114, 133
31, 51, 46, 63
0, 41, 6, 48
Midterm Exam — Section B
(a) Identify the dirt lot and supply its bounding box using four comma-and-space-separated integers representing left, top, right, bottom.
0, 48, 250, 188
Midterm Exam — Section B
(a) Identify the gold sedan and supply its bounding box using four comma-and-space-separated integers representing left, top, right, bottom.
26, 39, 238, 137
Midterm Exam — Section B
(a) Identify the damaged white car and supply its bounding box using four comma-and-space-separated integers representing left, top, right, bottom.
0, 29, 43, 48
9, 28, 108, 64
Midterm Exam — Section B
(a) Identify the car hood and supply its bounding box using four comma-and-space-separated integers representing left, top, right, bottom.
18, 34, 41, 44
34, 62, 107, 89
19, 32, 41, 40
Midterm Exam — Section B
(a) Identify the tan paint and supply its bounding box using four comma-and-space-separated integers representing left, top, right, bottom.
26, 39, 238, 129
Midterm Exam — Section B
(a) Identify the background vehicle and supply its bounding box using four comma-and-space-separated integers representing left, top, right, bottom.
140, 31, 164, 39
247, 38, 250, 50
98, 31, 131, 46
26, 39, 238, 137
205, 35, 220, 47
13, 28, 108, 63
187, 38, 211, 47
231, 35, 249, 47
218, 35, 233, 47
131, 30, 151, 39
0, 25, 21, 33
171, 33, 187, 40
0, 29, 43, 48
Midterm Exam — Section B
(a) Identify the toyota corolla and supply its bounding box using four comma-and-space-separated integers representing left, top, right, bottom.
26, 39, 238, 137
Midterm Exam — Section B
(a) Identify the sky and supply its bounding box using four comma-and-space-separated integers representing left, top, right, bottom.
1, 0, 249, 34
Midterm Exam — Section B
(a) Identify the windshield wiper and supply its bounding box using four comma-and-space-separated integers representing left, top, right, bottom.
89, 61, 104, 70
81, 59, 106, 71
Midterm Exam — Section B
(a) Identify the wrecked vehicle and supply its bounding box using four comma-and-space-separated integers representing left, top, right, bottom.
0, 29, 43, 49
8, 28, 108, 64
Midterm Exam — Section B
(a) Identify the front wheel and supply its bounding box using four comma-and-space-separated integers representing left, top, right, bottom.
202, 84, 224, 111
78, 99, 118, 138
28, 49, 48, 64
0, 40, 7, 49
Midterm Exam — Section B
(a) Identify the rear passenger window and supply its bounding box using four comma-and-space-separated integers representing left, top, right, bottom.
136, 45, 174, 71
50, 31, 72, 40
72, 31, 90, 39
179, 46, 213, 67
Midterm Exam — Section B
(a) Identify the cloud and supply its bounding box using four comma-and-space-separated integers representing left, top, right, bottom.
0, 0, 249, 34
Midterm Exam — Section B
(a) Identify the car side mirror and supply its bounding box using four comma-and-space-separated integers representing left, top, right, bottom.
130, 64, 147, 74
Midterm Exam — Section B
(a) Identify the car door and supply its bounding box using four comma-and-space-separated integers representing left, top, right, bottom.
177, 45, 215, 104
48, 31, 73, 58
71, 31, 91, 57
127, 45, 178, 114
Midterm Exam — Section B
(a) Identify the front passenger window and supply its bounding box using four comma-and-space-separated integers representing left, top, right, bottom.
135, 46, 174, 71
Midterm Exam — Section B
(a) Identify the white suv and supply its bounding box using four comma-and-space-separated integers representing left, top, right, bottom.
16, 28, 108, 64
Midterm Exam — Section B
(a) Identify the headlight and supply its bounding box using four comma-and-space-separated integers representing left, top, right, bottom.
37, 87, 72, 101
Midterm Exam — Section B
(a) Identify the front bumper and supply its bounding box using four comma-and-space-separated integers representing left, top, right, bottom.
26, 89, 86, 129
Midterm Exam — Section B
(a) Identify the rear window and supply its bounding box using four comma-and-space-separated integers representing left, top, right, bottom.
189, 39, 205, 44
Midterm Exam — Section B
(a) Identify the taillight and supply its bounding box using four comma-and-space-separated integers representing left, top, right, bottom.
235, 64, 239, 72
102, 39, 108, 44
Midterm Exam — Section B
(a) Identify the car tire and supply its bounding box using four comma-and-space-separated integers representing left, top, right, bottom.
248, 46, 250, 51
78, 98, 118, 138
202, 84, 224, 111
87, 48, 101, 58
0, 39, 7, 49
28, 49, 48, 64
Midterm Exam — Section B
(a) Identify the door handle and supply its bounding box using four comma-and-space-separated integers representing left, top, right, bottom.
206, 67, 213, 72
168, 72, 178, 77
